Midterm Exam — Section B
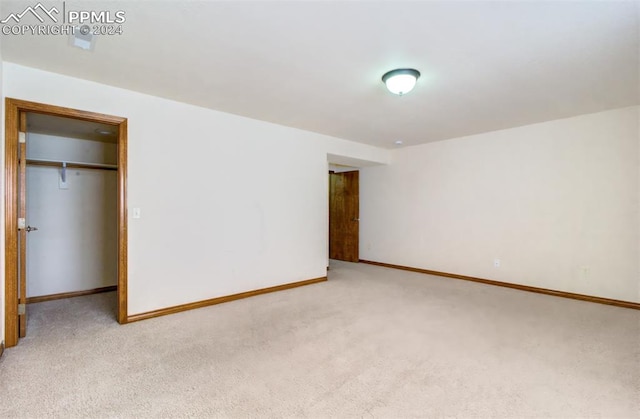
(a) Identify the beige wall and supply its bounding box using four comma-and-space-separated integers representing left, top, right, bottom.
2, 59, 637, 348
1, 62, 389, 332
360, 106, 640, 302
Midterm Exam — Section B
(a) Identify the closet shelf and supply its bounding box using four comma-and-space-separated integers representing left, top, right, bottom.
26, 158, 118, 171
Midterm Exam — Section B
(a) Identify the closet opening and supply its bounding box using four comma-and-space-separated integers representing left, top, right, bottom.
4, 98, 128, 348
25, 112, 118, 298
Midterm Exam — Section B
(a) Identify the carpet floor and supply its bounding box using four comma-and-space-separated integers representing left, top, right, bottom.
0, 260, 638, 418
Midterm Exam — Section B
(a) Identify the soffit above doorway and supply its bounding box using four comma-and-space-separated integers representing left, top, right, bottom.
26, 113, 118, 143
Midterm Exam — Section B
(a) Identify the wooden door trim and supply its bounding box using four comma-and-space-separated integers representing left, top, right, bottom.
18, 113, 27, 337
4, 98, 129, 347
4, 100, 19, 347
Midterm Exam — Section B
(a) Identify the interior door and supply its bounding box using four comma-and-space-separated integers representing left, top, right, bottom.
18, 112, 28, 337
329, 170, 359, 262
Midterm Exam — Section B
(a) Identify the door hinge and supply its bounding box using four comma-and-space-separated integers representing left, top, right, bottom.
19, 132, 26, 144
18, 218, 26, 230
18, 304, 26, 315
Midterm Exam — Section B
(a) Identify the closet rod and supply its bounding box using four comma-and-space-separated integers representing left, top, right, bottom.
26, 158, 118, 171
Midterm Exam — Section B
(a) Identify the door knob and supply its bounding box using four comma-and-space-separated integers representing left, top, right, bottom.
25, 226, 38, 232
352, 218, 360, 221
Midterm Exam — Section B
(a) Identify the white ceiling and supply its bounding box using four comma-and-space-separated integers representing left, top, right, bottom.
2, 1, 638, 148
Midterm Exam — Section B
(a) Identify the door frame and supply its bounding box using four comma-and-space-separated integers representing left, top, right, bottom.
4, 98, 129, 347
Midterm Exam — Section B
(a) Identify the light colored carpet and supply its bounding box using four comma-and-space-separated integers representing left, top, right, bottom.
0, 260, 638, 418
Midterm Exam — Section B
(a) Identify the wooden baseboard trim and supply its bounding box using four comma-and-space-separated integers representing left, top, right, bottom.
359, 260, 640, 310
26, 285, 117, 304
127, 276, 328, 323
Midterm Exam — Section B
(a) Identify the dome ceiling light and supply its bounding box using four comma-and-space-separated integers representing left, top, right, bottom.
382, 68, 421, 95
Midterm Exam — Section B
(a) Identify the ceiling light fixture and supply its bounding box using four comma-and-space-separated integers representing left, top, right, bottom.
382, 68, 420, 95
394, 140, 404, 146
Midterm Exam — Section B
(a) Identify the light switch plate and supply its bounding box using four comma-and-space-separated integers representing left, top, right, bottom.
133, 208, 141, 219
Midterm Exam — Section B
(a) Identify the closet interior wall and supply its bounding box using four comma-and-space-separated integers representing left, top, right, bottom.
25, 126, 118, 299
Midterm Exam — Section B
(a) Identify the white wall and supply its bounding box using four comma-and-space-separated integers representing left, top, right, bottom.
1, 63, 389, 326
27, 134, 117, 164
26, 134, 118, 297
361, 106, 640, 303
